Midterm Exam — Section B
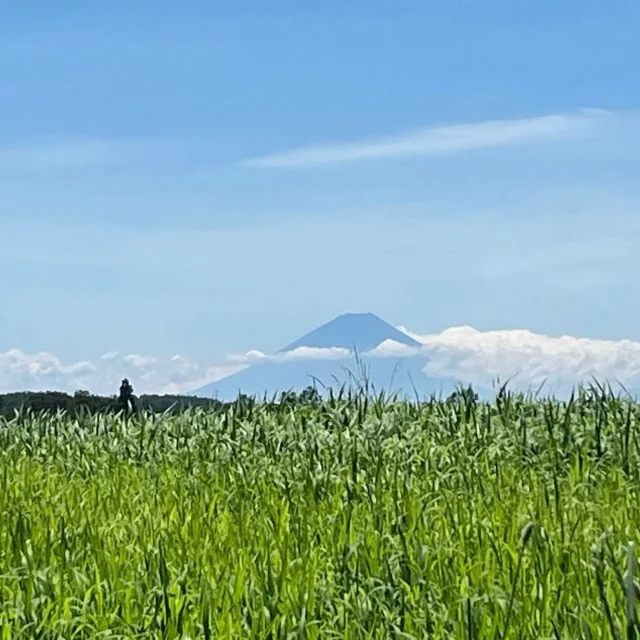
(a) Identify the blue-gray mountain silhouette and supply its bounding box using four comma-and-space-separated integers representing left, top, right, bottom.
192, 312, 461, 400
280, 312, 421, 353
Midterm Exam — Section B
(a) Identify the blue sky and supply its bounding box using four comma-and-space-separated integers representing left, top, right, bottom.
2, 1, 640, 393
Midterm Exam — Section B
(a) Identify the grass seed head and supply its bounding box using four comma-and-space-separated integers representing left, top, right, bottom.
520, 522, 534, 547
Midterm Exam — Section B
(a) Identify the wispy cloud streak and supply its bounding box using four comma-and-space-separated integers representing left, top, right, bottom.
243, 109, 611, 168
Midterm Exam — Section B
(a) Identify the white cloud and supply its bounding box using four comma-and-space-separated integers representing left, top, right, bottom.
276, 346, 351, 361
365, 339, 423, 358
0, 349, 243, 396
228, 346, 351, 364
227, 349, 269, 364
400, 325, 640, 391
242, 109, 610, 168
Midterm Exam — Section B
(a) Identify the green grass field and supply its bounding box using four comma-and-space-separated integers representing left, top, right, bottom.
0, 387, 639, 638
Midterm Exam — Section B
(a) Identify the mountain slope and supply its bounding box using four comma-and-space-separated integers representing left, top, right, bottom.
195, 355, 459, 400
280, 312, 421, 353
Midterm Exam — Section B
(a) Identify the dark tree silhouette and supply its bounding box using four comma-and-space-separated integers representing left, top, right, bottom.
118, 378, 137, 412
299, 386, 321, 406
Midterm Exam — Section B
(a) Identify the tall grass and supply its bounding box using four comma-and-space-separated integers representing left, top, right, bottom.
0, 386, 639, 638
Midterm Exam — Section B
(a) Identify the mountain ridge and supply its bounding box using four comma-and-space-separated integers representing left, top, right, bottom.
279, 312, 421, 353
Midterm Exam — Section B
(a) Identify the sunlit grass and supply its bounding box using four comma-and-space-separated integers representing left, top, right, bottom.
0, 386, 639, 638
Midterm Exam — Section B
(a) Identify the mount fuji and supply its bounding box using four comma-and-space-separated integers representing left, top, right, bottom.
192, 312, 460, 400
278, 312, 422, 353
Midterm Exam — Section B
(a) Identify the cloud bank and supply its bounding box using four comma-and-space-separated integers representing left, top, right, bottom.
0, 349, 243, 396
6, 325, 640, 396
228, 346, 352, 365
242, 109, 610, 168
399, 326, 640, 392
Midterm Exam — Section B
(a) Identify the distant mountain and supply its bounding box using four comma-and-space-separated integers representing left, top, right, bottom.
280, 312, 421, 353
194, 356, 463, 401
192, 312, 462, 400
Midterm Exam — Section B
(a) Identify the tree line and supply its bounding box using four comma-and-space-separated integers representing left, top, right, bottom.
0, 378, 324, 418
0, 378, 482, 418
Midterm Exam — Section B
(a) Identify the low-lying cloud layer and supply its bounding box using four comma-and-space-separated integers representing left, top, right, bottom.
228, 346, 352, 365
5, 325, 640, 396
401, 326, 640, 391
0, 349, 243, 396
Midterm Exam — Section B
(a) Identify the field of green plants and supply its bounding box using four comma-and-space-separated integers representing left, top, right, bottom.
1, 387, 639, 638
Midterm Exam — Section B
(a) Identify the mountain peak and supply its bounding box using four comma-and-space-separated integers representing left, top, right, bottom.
279, 312, 422, 354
